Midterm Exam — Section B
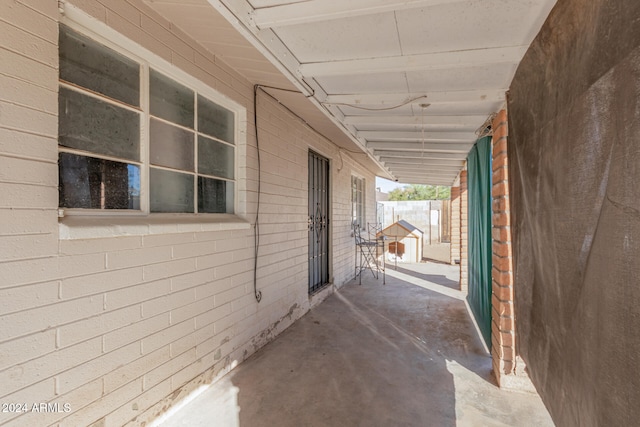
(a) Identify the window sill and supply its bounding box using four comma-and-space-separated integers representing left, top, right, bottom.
58, 214, 251, 240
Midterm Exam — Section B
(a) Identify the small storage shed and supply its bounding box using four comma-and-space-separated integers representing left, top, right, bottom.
379, 220, 424, 263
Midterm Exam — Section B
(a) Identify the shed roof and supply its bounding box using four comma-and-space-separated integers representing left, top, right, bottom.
379, 220, 423, 238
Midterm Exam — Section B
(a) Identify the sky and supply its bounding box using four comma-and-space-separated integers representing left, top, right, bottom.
375, 177, 408, 193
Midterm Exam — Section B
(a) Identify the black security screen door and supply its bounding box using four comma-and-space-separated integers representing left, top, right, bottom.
308, 151, 330, 293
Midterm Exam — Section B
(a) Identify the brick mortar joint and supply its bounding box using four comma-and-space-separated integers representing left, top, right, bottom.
492, 313, 515, 321
492, 136, 508, 144
494, 343, 516, 349
493, 315, 515, 324
491, 285, 514, 302
492, 268, 514, 275
493, 281, 514, 289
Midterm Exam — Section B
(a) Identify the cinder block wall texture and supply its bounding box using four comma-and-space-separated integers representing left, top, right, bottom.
0, 1, 376, 426
509, 0, 640, 424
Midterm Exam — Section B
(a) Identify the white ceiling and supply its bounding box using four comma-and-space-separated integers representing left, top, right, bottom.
145, 0, 557, 185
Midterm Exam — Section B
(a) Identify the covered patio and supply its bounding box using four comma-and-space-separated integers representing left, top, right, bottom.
157, 262, 552, 427
2, 0, 638, 425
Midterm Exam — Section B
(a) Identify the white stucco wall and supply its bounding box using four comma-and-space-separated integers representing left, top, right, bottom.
0, 1, 377, 425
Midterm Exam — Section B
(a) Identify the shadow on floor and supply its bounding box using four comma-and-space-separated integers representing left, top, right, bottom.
394, 264, 460, 290
231, 277, 459, 427
160, 263, 553, 427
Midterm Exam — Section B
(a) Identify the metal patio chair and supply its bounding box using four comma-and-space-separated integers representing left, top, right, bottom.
353, 222, 385, 285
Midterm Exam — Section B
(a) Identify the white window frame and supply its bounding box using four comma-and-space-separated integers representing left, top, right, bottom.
58, 7, 245, 218
351, 175, 365, 229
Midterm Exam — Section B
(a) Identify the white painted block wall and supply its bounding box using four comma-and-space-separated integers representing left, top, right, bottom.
0, 1, 377, 426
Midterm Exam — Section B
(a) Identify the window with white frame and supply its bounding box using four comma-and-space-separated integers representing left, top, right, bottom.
57, 25, 236, 214
351, 175, 365, 228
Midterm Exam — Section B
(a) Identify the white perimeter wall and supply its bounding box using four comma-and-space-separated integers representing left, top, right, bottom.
0, 1, 377, 425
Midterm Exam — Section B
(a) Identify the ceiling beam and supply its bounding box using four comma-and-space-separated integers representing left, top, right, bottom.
359, 131, 475, 142
250, 0, 464, 29
206, 0, 394, 179
368, 141, 474, 152
390, 174, 460, 183
393, 177, 456, 185
299, 46, 528, 77
394, 176, 455, 182
392, 178, 458, 185
385, 163, 463, 172
392, 171, 456, 179
379, 157, 464, 166
392, 182, 454, 186
394, 171, 459, 179
375, 150, 467, 160
344, 114, 488, 126
328, 91, 505, 107
393, 171, 459, 179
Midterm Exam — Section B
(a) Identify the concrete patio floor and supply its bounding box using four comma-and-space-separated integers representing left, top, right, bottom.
157, 262, 554, 427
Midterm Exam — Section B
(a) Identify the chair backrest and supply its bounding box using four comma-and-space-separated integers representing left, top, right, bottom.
353, 222, 365, 245
368, 222, 383, 240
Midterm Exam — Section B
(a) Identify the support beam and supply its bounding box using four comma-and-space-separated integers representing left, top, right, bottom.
329, 91, 505, 107
386, 163, 463, 172
394, 174, 455, 180
394, 176, 457, 186
205, 0, 394, 180
391, 171, 463, 179
375, 150, 467, 160
368, 141, 474, 152
250, 0, 464, 29
360, 131, 475, 142
299, 46, 528, 76
343, 115, 487, 132
379, 157, 465, 166
395, 171, 458, 179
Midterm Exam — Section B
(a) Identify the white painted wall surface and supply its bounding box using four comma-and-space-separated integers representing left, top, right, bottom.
0, 1, 377, 425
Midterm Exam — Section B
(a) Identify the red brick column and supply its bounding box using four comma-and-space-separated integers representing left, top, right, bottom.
490, 109, 530, 389
459, 170, 468, 293
450, 186, 461, 265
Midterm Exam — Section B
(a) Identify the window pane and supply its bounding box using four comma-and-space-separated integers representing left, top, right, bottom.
59, 152, 140, 210
59, 87, 140, 161
150, 118, 194, 171
150, 168, 194, 213
150, 69, 194, 128
198, 177, 233, 213
198, 95, 234, 144
198, 135, 234, 179
59, 25, 140, 107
